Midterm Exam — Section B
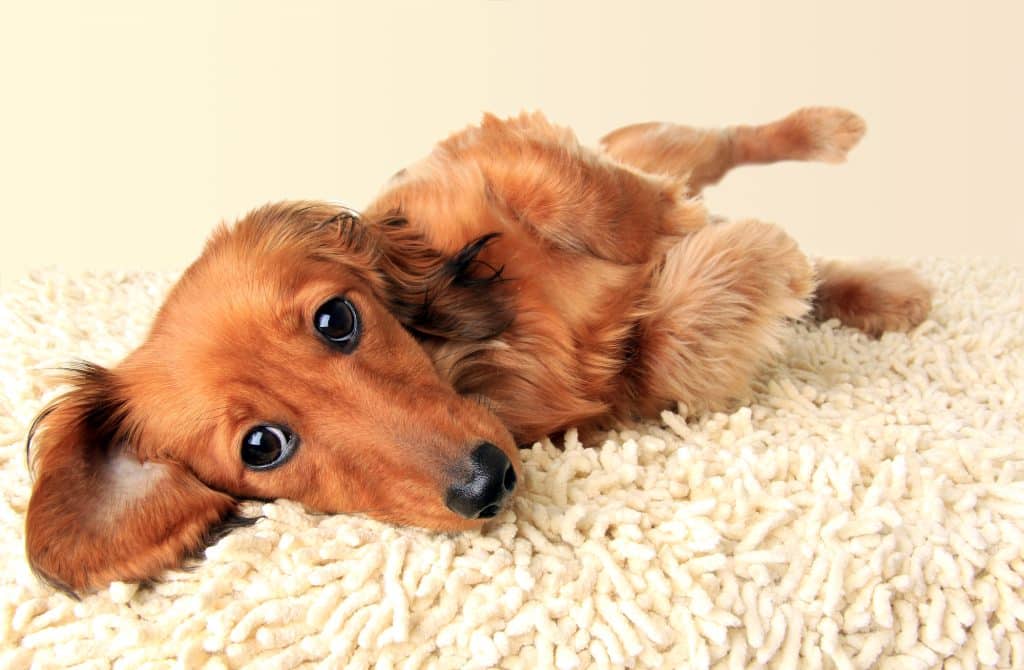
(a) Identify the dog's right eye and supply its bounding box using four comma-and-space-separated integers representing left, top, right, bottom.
241, 425, 297, 469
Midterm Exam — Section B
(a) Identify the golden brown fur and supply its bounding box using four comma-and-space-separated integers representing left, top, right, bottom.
25, 107, 931, 593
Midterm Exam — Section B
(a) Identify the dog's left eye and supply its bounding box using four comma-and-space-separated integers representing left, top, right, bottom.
314, 297, 360, 352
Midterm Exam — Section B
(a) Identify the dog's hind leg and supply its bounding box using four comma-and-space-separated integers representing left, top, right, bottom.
812, 260, 932, 337
624, 219, 816, 418
600, 107, 866, 196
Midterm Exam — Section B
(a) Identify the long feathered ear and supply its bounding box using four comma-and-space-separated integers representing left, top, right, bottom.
25, 364, 238, 596
374, 217, 514, 341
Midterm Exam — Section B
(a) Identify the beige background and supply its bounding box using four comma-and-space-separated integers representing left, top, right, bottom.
1, 1, 1022, 287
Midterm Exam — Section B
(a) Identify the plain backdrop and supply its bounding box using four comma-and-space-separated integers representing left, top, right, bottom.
2, 1, 1022, 287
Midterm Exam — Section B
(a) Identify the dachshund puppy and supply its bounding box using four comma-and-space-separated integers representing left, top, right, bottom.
25, 108, 931, 593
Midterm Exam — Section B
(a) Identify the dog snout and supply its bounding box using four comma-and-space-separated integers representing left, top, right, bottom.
444, 442, 517, 519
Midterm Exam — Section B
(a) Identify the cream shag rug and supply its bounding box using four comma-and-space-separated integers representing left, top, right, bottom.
1, 258, 1023, 670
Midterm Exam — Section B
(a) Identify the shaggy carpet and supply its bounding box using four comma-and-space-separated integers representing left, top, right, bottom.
0, 258, 1022, 670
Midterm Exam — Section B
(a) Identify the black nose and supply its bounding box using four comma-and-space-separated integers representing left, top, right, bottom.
445, 442, 517, 519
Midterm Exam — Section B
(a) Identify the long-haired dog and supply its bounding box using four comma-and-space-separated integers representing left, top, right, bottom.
25, 108, 931, 594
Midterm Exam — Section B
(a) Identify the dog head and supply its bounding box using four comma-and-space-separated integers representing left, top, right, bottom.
25, 201, 521, 594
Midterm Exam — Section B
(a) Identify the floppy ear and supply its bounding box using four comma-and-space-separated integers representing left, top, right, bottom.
25, 364, 238, 595
374, 218, 514, 341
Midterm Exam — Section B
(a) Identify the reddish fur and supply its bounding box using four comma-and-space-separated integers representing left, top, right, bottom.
814, 260, 933, 337
25, 107, 930, 593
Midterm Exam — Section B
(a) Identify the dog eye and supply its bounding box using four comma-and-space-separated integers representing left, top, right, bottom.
314, 297, 360, 352
241, 425, 297, 469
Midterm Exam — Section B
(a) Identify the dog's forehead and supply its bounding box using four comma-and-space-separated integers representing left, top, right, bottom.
134, 203, 382, 403
187, 203, 377, 292
173, 228, 356, 308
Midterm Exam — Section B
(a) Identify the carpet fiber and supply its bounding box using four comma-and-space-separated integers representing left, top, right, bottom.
1, 258, 1022, 669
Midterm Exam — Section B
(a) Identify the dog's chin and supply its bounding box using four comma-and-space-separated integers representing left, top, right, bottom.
377, 500, 514, 534
438, 506, 510, 533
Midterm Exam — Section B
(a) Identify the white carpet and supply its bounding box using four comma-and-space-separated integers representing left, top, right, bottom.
1, 258, 1022, 669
